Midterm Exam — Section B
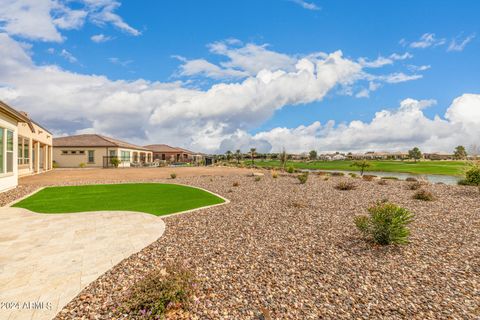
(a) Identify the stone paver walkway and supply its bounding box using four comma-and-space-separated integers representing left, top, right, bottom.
0, 207, 165, 320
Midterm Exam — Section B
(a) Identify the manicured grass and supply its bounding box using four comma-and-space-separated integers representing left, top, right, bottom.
253, 160, 467, 176
13, 183, 225, 216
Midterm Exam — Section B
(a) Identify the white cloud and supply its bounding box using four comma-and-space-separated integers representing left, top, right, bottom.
447, 33, 476, 52
240, 96, 480, 153
108, 57, 132, 67
60, 49, 77, 63
173, 56, 248, 79
410, 33, 446, 49
358, 52, 412, 69
408, 64, 431, 72
389, 52, 413, 60
376, 72, 423, 84
289, 0, 320, 10
0, 0, 139, 42
91, 33, 112, 43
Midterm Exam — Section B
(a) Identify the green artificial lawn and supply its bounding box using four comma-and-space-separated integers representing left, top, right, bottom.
13, 183, 225, 216
253, 160, 467, 176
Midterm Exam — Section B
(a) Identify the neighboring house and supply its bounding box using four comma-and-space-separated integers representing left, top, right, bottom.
53, 134, 153, 168
423, 152, 454, 160
0, 101, 53, 192
144, 144, 203, 163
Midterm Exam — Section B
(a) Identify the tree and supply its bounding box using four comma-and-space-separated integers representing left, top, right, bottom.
453, 146, 467, 159
309, 150, 318, 160
350, 160, 371, 176
235, 149, 242, 165
408, 147, 422, 162
225, 150, 232, 161
279, 148, 288, 171
250, 148, 256, 166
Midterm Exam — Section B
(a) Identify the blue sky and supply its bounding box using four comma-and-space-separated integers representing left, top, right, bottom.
0, 0, 479, 153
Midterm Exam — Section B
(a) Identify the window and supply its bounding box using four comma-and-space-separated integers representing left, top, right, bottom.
17, 136, 29, 165
79, 150, 85, 154
88, 150, 94, 163
62, 150, 68, 155
109, 150, 117, 157
121, 150, 130, 162
6, 130, 13, 173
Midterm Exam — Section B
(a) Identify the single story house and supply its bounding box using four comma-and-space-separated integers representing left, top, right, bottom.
53, 134, 153, 168
144, 144, 203, 163
0, 100, 53, 192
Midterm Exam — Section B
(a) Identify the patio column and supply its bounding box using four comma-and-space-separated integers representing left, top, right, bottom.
43, 145, 48, 171
49, 145, 53, 170
34, 141, 40, 173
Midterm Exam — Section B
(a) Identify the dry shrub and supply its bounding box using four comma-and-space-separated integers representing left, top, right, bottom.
271, 171, 278, 179
120, 264, 196, 319
170, 173, 177, 179
335, 181, 357, 190
362, 175, 376, 181
377, 179, 387, 185
413, 189, 435, 201
232, 181, 239, 187
254, 176, 261, 182
406, 177, 418, 182
297, 172, 309, 184
331, 172, 345, 176
407, 181, 422, 190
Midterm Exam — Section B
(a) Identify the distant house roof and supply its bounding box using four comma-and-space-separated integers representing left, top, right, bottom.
144, 144, 196, 154
53, 134, 151, 151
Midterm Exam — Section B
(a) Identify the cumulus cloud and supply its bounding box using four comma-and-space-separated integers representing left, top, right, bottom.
358, 52, 413, 68
0, 0, 139, 42
242, 96, 480, 153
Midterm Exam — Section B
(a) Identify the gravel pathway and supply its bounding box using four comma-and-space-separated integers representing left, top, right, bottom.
4, 174, 479, 319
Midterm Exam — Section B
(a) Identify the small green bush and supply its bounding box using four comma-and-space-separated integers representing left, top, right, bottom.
348, 172, 358, 178
335, 181, 356, 190
120, 264, 195, 318
286, 166, 295, 174
52, 161, 59, 168
413, 189, 435, 201
170, 173, 177, 179
331, 172, 344, 176
110, 157, 121, 168
79, 163, 86, 168
254, 176, 261, 182
354, 202, 414, 245
271, 171, 278, 179
465, 166, 480, 186
297, 172, 309, 184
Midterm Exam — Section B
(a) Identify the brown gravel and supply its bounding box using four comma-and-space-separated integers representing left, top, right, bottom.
9, 172, 480, 319
0, 184, 40, 206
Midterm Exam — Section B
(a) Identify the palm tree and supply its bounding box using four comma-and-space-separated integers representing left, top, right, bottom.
235, 149, 242, 165
250, 148, 256, 166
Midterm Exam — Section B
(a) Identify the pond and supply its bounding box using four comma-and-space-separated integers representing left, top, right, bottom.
302, 169, 461, 185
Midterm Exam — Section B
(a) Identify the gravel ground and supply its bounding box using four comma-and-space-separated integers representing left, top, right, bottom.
5, 173, 479, 319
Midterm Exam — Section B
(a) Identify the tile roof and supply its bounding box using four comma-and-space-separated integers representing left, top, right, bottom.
53, 134, 150, 151
144, 144, 195, 154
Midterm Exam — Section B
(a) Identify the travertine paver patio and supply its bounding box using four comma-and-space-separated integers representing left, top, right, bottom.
0, 206, 165, 320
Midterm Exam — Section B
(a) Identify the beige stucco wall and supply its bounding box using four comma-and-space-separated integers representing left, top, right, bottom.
53, 146, 152, 168
17, 121, 53, 177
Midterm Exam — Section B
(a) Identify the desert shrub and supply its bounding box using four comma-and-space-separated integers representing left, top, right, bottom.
406, 177, 418, 182
323, 177, 329, 181
232, 181, 239, 187
286, 166, 295, 174
335, 181, 357, 190
254, 176, 261, 182
331, 172, 344, 176
413, 189, 435, 201
120, 264, 195, 318
110, 157, 121, 168
170, 173, 177, 179
465, 166, 480, 186
362, 175, 376, 181
271, 171, 278, 179
407, 181, 422, 190
354, 202, 414, 245
297, 172, 309, 184
382, 176, 398, 180
377, 179, 387, 185
317, 171, 328, 176
79, 162, 86, 168
348, 173, 358, 178
52, 161, 59, 168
